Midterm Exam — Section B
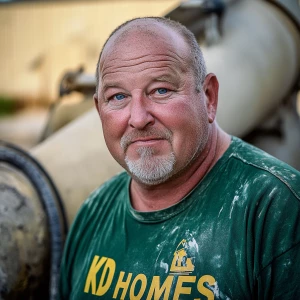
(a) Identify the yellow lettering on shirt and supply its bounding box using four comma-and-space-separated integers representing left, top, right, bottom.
173, 275, 196, 300
113, 271, 133, 299
197, 275, 216, 300
146, 275, 174, 300
96, 257, 116, 296
84, 256, 219, 299
84, 256, 107, 295
129, 274, 147, 300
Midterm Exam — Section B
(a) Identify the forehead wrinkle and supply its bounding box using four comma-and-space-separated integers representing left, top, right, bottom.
102, 61, 185, 76
100, 30, 190, 74
106, 53, 185, 66
101, 49, 186, 63
99, 26, 193, 91
100, 67, 183, 94
101, 54, 189, 80
101, 65, 183, 85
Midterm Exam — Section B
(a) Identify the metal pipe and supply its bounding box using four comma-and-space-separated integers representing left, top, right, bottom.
202, 0, 300, 136
32, 0, 300, 227
0, 1, 299, 298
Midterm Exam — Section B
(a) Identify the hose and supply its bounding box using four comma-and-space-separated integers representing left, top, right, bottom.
0, 141, 67, 299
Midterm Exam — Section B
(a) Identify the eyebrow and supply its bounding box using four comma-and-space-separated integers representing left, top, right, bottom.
101, 82, 122, 93
100, 73, 181, 93
152, 74, 180, 85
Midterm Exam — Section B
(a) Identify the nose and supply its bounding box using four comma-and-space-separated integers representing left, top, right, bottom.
128, 93, 155, 129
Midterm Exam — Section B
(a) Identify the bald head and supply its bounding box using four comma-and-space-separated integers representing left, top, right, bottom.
95, 17, 207, 93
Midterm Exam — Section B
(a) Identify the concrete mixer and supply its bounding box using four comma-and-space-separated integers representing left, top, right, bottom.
0, 0, 299, 299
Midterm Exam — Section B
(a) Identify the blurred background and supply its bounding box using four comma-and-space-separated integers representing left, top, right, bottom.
0, 0, 299, 166
0, 0, 299, 299
0, 0, 180, 148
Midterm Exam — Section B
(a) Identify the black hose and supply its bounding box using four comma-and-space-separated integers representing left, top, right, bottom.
0, 141, 67, 300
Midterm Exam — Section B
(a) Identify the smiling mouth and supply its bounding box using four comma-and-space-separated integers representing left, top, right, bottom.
121, 129, 173, 151
130, 138, 166, 148
131, 137, 164, 144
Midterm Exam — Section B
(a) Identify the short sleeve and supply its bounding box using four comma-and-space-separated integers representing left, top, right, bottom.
255, 242, 300, 299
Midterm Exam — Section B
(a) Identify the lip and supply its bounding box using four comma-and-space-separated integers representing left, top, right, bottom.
130, 137, 166, 147
131, 137, 164, 143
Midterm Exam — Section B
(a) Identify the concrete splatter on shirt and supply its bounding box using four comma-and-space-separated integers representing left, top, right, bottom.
59, 137, 300, 299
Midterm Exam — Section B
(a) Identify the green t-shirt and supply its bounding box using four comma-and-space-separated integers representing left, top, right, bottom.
59, 137, 300, 299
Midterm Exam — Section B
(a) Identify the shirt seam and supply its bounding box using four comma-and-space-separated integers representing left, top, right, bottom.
230, 155, 300, 202
255, 240, 300, 280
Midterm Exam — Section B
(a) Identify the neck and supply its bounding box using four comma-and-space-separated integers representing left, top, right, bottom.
130, 124, 231, 212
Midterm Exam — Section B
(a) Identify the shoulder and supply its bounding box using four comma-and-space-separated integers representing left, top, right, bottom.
64, 171, 129, 237
60, 171, 129, 264
85, 171, 129, 204
79, 171, 130, 218
59, 172, 130, 296
224, 138, 300, 273
227, 136, 300, 201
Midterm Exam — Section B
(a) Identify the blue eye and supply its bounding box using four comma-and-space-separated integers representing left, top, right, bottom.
114, 94, 125, 101
157, 88, 168, 94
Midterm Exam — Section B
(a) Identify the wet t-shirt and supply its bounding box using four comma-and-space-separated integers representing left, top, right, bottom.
59, 137, 300, 299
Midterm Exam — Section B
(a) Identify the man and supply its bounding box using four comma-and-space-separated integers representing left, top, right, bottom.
59, 17, 300, 299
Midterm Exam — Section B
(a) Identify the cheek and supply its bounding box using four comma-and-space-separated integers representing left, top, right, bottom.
100, 112, 128, 156
101, 109, 127, 136
158, 102, 207, 151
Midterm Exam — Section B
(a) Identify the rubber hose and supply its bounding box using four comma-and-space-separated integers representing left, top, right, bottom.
0, 141, 67, 300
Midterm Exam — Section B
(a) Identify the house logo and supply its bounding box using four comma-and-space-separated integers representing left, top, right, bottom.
170, 239, 196, 275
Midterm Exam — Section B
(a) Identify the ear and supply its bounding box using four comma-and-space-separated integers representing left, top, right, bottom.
94, 93, 101, 118
203, 73, 219, 123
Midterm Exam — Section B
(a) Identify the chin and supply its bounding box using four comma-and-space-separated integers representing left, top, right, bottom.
125, 152, 176, 186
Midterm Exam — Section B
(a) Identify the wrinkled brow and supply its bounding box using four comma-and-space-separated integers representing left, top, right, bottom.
101, 73, 180, 92
101, 83, 122, 92
153, 74, 180, 84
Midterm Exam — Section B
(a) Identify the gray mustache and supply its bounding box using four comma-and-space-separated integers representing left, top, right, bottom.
120, 128, 173, 151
